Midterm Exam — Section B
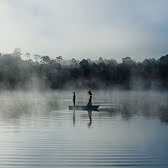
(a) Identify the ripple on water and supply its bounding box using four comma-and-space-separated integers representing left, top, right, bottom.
0, 108, 167, 168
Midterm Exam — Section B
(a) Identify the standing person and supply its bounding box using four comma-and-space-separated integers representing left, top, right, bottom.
87, 88, 92, 106
73, 92, 76, 106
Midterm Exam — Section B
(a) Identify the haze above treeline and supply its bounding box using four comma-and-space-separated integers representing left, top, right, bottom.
0, 48, 168, 90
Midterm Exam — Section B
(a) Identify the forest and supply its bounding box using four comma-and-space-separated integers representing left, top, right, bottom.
0, 48, 168, 90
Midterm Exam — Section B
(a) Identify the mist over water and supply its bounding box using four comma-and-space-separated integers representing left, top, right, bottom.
0, 90, 167, 167
1, 0, 168, 166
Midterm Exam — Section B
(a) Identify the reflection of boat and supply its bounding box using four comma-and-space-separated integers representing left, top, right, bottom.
69, 106, 99, 111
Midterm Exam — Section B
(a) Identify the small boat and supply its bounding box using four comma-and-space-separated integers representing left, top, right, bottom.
69, 106, 99, 111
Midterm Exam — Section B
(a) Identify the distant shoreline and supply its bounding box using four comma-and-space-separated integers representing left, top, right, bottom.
0, 51, 168, 90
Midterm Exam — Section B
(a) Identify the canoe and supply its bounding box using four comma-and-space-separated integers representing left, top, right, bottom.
69, 106, 99, 111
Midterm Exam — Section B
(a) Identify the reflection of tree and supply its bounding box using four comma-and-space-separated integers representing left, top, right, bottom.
118, 98, 168, 124
0, 99, 60, 124
159, 106, 168, 123
121, 103, 134, 121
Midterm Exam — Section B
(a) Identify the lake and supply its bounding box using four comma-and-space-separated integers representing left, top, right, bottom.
0, 90, 167, 168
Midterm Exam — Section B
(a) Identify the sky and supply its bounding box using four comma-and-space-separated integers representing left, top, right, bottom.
0, 0, 168, 62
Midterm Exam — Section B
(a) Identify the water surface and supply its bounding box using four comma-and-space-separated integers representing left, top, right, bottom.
0, 90, 167, 168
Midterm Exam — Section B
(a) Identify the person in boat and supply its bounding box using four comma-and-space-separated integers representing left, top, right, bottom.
87, 88, 92, 106
73, 92, 76, 106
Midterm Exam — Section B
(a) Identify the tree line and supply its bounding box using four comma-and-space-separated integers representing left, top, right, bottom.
0, 49, 168, 90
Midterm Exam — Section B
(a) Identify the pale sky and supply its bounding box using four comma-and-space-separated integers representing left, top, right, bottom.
0, 0, 168, 61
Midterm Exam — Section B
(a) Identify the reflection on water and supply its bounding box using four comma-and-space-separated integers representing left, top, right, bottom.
73, 110, 92, 128
73, 110, 76, 126
0, 90, 167, 167
87, 110, 92, 127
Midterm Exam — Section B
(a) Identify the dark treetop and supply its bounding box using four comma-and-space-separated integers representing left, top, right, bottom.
0, 50, 168, 90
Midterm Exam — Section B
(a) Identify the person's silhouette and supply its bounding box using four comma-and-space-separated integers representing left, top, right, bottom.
73, 92, 76, 106
87, 89, 92, 106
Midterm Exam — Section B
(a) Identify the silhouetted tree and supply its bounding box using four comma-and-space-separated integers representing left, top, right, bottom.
0, 51, 167, 90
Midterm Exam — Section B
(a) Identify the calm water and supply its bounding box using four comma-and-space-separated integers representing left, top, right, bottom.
0, 90, 167, 168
